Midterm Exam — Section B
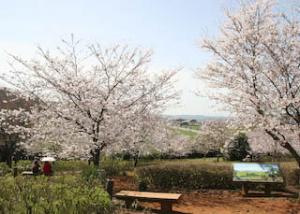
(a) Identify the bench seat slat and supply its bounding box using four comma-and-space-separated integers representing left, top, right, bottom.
115, 191, 181, 201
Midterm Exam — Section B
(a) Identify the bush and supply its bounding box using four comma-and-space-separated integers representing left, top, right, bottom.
223, 132, 250, 161
81, 166, 106, 184
136, 162, 236, 190
100, 159, 132, 176
0, 175, 112, 214
0, 163, 11, 175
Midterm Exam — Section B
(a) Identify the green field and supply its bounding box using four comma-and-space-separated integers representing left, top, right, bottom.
170, 127, 198, 139
180, 124, 201, 130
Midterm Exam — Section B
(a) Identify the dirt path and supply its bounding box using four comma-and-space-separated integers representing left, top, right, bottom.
112, 176, 300, 214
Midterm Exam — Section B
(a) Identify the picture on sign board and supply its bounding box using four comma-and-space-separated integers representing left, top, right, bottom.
233, 163, 284, 183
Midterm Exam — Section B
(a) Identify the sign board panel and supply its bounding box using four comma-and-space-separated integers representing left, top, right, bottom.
233, 163, 284, 183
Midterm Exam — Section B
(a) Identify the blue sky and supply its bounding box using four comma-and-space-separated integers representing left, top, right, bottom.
0, 0, 297, 115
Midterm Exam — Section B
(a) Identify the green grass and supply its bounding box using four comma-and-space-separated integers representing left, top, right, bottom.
170, 127, 198, 139
180, 124, 201, 130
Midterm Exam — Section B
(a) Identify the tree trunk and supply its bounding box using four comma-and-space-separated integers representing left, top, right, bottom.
133, 155, 138, 167
265, 129, 300, 168
6, 156, 12, 168
90, 147, 100, 167
281, 141, 300, 168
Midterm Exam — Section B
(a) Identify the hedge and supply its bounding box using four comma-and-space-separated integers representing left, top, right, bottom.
136, 161, 299, 191
137, 162, 235, 190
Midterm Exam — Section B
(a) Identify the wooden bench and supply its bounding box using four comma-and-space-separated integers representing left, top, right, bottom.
115, 190, 181, 212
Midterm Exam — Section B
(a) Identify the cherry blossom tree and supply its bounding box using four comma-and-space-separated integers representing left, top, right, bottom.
111, 116, 192, 161
156, 124, 191, 158
125, 115, 161, 166
193, 120, 236, 155
197, 0, 300, 166
108, 113, 162, 166
1, 37, 178, 166
106, 113, 187, 161
247, 130, 281, 156
161, 135, 191, 158
0, 88, 32, 167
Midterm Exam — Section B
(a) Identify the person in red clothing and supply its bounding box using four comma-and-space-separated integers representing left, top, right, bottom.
43, 161, 52, 176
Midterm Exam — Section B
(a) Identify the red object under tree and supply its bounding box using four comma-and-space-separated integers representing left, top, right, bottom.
43, 162, 52, 176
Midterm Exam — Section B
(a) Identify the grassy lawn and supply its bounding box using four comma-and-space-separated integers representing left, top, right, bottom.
170, 127, 198, 139
180, 124, 201, 130
12, 157, 298, 171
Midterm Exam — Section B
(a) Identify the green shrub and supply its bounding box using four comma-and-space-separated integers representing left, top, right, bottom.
224, 132, 251, 161
136, 162, 236, 190
81, 166, 106, 184
0, 163, 11, 175
0, 175, 112, 214
100, 159, 132, 176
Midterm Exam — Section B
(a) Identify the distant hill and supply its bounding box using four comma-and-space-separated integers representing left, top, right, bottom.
163, 114, 229, 121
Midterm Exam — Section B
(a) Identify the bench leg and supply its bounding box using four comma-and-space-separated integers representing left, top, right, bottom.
242, 183, 249, 196
161, 201, 172, 213
125, 199, 134, 208
264, 184, 271, 195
